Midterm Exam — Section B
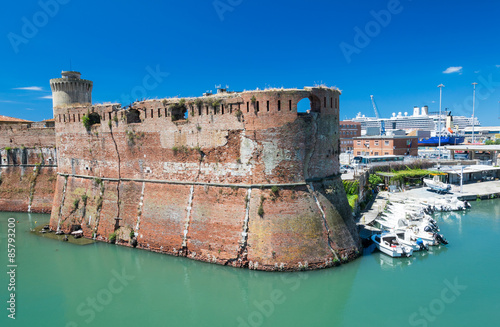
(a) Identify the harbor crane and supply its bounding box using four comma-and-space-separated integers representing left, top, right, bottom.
370, 95, 386, 135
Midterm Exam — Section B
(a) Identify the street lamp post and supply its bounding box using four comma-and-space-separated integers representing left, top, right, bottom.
472, 82, 478, 144
438, 84, 445, 159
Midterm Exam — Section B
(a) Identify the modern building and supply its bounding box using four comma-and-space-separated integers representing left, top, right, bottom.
339, 121, 361, 152
462, 126, 500, 142
353, 135, 418, 157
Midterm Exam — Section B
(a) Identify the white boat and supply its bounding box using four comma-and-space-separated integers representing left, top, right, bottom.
404, 225, 448, 246
371, 232, 414, 257
423, 175, 451, 193
71, 230, 84, 239
433, 196, 471, 211
394, 230, 429, 251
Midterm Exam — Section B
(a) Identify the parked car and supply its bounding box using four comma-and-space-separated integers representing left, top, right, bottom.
340, 165, 352, 174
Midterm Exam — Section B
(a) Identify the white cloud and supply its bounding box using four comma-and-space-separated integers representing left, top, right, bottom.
39, 95, 53, 99
25, 108, 35, 111
13, 86, 43, 91
496, 65, 500, 68
443, 66, 463, 74
0, 100, 16, 103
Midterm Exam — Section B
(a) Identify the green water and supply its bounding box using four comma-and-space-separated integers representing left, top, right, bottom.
1, 200, 500, 327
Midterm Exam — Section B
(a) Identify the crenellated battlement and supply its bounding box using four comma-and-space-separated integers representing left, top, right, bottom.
50, 71, 93, 110
53, 86, 341, 133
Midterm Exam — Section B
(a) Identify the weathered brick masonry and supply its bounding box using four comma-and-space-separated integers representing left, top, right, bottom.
46, 71, 360, 271
0, 125, 58, 213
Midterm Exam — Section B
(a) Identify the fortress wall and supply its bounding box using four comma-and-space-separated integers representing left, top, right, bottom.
0, 166, 56, 213
0, 135, 58, 213
52, 89, 341, 185
48, 87, 360, 271
186, 185, 247, 263
246, 186, 333, 269
0, 147, 57, 167
0, 125, 56, 149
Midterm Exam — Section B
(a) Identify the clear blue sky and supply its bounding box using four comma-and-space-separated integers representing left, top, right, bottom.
1, 0, 499, 124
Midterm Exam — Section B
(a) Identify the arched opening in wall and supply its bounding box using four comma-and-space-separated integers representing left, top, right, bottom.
297, 98, 311, 114
126, 109, 141, 124
298, 95, 322, 114
171, 101, 187, 121
82, 112, 101, 130
88, 112, 101, 125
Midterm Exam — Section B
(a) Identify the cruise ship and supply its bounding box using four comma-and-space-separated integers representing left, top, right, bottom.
352, 106, 480, 135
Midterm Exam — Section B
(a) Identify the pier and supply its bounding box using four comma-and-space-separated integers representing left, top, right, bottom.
357, 180, 500, 239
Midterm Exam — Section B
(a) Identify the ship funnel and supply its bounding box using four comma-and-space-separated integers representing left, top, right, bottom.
421, 106, 429, 116
413, 106, 420, 116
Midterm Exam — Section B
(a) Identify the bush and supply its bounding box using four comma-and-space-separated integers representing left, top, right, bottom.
387, 169, 435, 185
258, 204, 264, 216
82, 115, 91, 130
368, 174, 383, 187
271, 185, 279, 196
343, 180, 359, 195
82, 112, 101, 131
347, 194, 358, 210
109, 232, 117, 243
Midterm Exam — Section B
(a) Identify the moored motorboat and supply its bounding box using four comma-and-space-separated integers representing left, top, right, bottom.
394, 230, 430, 251
371, 232, 414, 257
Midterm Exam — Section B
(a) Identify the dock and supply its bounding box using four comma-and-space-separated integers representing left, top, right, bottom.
356, 180, 500, 239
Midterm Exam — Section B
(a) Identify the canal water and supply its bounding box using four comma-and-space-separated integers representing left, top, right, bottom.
1, 199, 500, 326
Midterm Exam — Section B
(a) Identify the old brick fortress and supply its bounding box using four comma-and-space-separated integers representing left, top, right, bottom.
41, 71, 359, 271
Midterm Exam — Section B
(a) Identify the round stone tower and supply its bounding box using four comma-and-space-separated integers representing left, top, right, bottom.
49, 71, 93, 109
